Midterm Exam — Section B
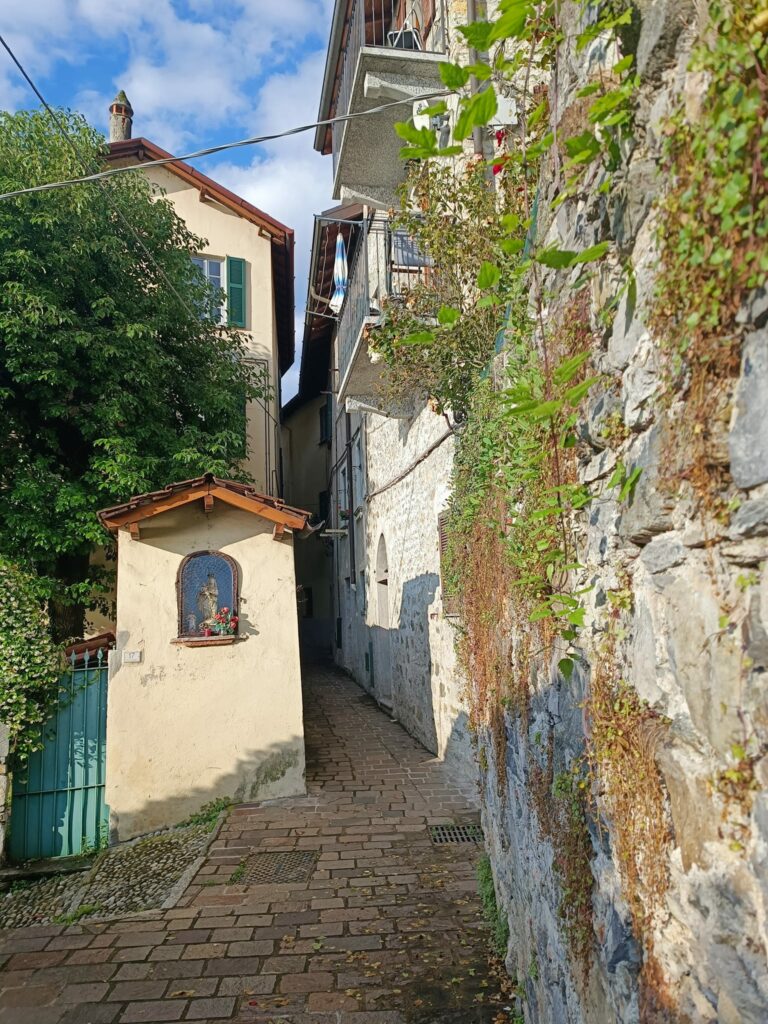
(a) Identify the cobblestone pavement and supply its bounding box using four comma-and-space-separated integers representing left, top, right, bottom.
0, 664, 514, 1024
0, 823, 214, 929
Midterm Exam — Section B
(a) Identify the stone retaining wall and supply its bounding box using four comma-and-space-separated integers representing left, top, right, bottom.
478, 3, 768, 1022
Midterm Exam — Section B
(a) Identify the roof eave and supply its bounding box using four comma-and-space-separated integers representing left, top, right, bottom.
314, 0, 348, 153
105, 138, 295, 373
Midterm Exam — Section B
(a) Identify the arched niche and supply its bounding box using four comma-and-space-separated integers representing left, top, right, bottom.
376, 534, 390, 630
176, 550, 239, 637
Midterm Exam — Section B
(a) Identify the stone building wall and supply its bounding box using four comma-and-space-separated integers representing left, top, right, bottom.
330, 389, 474, 776
476, 3, 768, 1023
363, 406, 472, 770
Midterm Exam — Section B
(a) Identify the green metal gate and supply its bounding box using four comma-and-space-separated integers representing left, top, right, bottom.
9, 648, 110, 862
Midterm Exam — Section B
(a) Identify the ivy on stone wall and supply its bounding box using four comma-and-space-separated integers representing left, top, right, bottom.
381, 0, 766, 1011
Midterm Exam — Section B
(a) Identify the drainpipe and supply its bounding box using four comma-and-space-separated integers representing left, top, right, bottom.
466, 0, 485, 157
345, 411, 356, 582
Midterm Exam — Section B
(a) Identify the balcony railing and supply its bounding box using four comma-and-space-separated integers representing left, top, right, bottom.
337, 219, 430, 392
332, 0, 449, 176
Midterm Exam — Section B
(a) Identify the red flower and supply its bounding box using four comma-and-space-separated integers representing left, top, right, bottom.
495, 129, 505, 146
221, 607, 229, 614
493, 163, 504, 175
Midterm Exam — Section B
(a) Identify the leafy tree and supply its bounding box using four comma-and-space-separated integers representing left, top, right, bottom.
0, 109, 265, 639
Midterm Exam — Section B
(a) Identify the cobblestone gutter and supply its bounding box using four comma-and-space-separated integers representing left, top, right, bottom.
0, 816, 222, 929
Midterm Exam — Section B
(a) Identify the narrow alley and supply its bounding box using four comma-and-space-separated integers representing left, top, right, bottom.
0, 666, 513, 1024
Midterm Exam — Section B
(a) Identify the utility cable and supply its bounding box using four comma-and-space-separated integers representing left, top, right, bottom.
0, 32, 202, 325
0, 31, 283, 464
0, 84, 451, 202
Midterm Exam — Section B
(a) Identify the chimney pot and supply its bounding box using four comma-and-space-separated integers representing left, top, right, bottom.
109, 90, 133, 143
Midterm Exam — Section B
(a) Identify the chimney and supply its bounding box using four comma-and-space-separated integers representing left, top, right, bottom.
109, 90, 133, 143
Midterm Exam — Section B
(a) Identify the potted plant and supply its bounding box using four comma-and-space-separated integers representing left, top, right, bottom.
211, 607, 238, 636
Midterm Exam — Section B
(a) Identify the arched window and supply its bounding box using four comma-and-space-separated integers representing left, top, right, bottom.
177, 551, 238, 637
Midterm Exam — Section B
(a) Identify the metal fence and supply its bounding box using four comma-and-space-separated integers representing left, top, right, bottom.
337, 219, 430, 385
332, 0, 449, 172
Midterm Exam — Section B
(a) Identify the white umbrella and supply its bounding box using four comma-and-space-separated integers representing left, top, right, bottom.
329, 231, 348, 314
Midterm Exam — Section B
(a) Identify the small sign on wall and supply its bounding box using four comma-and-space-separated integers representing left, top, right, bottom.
122, 650, 142, 664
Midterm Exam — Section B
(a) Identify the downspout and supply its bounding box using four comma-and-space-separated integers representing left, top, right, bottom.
345, 411, 356, 583
466, 0, 485, 157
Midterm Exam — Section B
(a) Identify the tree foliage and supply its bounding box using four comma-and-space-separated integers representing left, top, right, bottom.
0, 109, 265, 630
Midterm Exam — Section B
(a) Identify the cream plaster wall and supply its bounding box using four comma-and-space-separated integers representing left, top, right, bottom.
136, 164, 282, 495
105, 503, 305, 840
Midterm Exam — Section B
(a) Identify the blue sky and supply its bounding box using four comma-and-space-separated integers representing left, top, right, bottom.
0, 0, 337, 399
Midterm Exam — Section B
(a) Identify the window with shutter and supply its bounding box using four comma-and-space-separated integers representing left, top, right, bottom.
227, 257, 246, 328
438, 512, 459, 616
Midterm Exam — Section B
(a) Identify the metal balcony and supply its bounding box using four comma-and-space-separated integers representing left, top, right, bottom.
329, 0, 448, 205
336, 218, 429, 410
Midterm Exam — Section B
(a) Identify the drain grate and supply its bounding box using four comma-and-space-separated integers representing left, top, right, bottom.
429, 824, 483, 846
241, 850, 318, 885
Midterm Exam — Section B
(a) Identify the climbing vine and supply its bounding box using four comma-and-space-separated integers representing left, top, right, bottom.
653, 1, 768, 507
0, 559, 62, 764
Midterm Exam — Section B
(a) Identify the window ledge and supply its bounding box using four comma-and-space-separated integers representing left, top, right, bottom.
171, 635, 240, 648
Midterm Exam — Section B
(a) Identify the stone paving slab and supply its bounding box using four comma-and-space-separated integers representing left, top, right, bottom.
0, 665, 516, 1022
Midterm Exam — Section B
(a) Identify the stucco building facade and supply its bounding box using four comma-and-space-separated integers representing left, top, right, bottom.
106, 93, 294, 497
99, 477, 309, 840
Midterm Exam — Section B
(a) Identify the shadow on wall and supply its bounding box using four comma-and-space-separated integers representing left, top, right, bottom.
391, 572, 440, 755
363, 569, 472, 772
110, 736, 305, 843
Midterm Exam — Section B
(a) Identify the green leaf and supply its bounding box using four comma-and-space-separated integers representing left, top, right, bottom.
536, 248, 578, 269
477, 261, 501, 289
398, 146, 438, 160
399, 331, 434, 347
511, 399, 564, 421
566, 607, 586, 628
607, 462, 626, 490
553, 351, 591, 385
490, 1, 533, 42
558, 657, 575, 680
420, 101, 448, 117
618, 466, 642, 502
564, 130, 601, 164
437, 305, 460, 326
465, 62, 494, 81
500, 238, 524, 255
565, 376, 600, 406
458, 21, 495, 50
439, 62, 470, 90
571, 242, 610, 264
528, 99, 547, 128
613, 54, 634, 74
454, 87, 497, 141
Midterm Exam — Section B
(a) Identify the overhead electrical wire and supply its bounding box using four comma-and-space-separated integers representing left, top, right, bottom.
0, 60, 450, 203
0, 32, 203, 324
0, 31, 287, 440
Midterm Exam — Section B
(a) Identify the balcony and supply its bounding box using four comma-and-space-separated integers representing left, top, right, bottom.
325, 0, 448, 206
336, 217, 429, 411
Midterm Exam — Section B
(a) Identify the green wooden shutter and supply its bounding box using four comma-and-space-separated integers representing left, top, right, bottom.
227, 257, 246, 327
